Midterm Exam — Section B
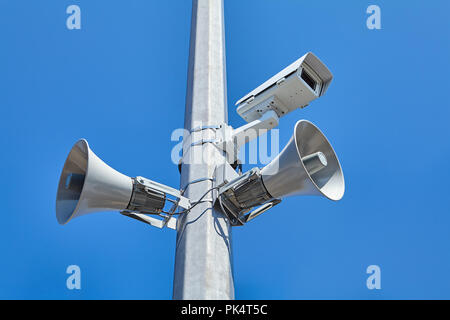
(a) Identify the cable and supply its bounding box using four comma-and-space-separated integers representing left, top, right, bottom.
180, 177, 215, 196
177, 186, 219, 215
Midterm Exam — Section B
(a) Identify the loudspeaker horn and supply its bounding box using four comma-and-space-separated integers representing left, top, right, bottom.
260, 120, 345, 201
55, 139, 133, 225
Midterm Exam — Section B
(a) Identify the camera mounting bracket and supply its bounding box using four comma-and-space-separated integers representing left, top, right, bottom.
214, 109, 279, 163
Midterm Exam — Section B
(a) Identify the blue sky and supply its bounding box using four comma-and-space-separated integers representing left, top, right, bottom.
0, 0, 449, 299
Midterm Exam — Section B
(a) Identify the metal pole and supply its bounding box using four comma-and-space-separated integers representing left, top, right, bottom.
173, 0, 234, 299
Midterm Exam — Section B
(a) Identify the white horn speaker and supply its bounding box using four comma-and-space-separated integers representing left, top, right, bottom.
260, 120, 345, 201
55, 139, 133, 225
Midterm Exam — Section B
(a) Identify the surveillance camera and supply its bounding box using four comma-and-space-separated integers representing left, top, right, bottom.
235, 52, 333, 123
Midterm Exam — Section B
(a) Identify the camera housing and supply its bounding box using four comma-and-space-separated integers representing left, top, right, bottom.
236, 52, 333, 123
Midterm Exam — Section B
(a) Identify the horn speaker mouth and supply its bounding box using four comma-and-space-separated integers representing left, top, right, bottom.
56, 139, 89, 225
294, 120, 345, 201
260, 120, 344, 201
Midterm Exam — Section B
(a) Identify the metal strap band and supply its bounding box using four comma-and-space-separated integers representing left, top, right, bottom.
190, 124, 221, 133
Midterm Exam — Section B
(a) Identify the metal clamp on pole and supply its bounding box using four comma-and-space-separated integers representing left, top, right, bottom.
190, 124, 222, 133
178, 124, 228, 168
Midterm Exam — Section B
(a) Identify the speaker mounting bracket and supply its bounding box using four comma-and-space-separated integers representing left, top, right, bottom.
215, 166, 282, 226
121, 211, 177, 230
120, 176, 192, 230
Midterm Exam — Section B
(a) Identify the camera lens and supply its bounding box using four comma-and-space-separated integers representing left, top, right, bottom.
301, 69, 317, 91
